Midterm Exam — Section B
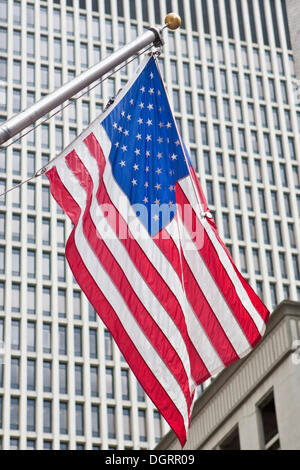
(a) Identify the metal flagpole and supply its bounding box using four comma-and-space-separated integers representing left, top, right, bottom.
0, 13, 181, 147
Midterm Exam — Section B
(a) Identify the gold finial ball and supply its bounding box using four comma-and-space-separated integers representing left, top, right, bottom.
165, 13, 181, 30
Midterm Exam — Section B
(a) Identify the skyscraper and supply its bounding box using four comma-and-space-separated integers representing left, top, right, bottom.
0, 0, 299, 450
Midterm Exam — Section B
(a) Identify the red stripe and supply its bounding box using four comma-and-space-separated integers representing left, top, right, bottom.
64, 148, 193, 412
46, 163, 81, 225
176, 181, 264, 348
189, 167, 269, 325
47, 161, 188, 447
84, 132, 210, 384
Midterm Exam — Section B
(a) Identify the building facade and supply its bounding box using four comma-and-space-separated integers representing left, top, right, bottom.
0, 0, 299, 450
156, 300, 300, 450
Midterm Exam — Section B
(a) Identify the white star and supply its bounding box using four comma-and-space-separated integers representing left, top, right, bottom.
154, 198, 160, 205
127, 114, 131, 120
159, 122, 164, 128
140, 86, 145, 93
168, 201, 174, 207
130, 98, 134, 105
143, 196, 148, 203
131, 179, 137, 186
133, 163, 139, 171
155, 183, 161, 191
157, 137, 163, 143
157, 152, 162, 159
118, 126, 122, 133
147, 103, 154, 111
158, 90, 161, 96
138, 118, 143, 124
169, 185, 174, 191
134, 148, 140, 156
115, 142, 119, 148
148, 88, 154, 95
146, 151, 150, 157
136, 133, 142, 140
139, 102, 144, 109
113, 122, 118, 129
166, 122, 172, 128
147, 119, 152, 126
119, 160, 126, 167
158, 107, 162, 112
146, 134, 152, 142
121, 111, 125, 117
156, 168, 162, 175
175, 140, 180, 146
171, 153, 177, 160
121, 145, 127, 152
145, 166, 149, 172
153, 214, 159, 221
144, 182, 149, 188
123, 129, 129, 136
150, 72, 154, 79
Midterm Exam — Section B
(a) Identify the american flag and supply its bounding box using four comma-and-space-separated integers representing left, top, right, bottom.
46, 56, 269, 446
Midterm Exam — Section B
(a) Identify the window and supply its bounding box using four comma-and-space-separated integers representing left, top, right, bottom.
105, 330, 113, 360
76, 403, 84, 436
11, 357, 20, 389
41, 284, 50, 315
90, 366, 99, 397
92, 405, 100, 437
74, 327, 82, 357
43, 253, 51, 281
10, 397, 19, 430
27, 359, 35, 391
258, 392, 280, 449
121, 369, 130, 400
42, 218, 50, 246
266, 251, 274, 276
107, 406, 116, 439
11, 319, 20, 350
12, 283, 20, 312
59, 363, 67, 394
43, 401, 52, 433
58, 289, 66, 318
27, 399, 35, 432
27, 321, 35, 352
27, 249, 36, 279
57, 254, 65, 282
123, 408, 131, 441
43, 362, 52, 392
59, 325, 67, 355
60, 402, 68, 435
89, 329, 97, 358
105, 367, 115, 400
75, 364, 83, 395
219, 427, 240, 450
138, 409, 147, 442
43, 323, 51, 354
253, 248, 260, 274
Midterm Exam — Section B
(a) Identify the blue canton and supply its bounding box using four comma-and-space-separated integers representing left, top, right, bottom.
102, 57, 190, 236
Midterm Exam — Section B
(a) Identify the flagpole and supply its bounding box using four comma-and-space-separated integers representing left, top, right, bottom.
0, 13, 181, 147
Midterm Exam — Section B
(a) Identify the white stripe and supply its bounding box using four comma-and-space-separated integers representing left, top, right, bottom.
72, 138, 195, 396
55, 156, 190, 433
165, 220, 224, 375
178, 218, 252, 357
179, 177, 266, 335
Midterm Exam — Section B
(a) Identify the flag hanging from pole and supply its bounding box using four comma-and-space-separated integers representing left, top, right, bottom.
46, 55, 269, 446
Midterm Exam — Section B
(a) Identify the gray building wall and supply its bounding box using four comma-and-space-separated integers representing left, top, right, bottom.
156, 301, 300, 450
286, 0, 300, 79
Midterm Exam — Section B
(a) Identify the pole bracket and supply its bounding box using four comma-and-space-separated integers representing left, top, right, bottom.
148, 27, 164, 48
